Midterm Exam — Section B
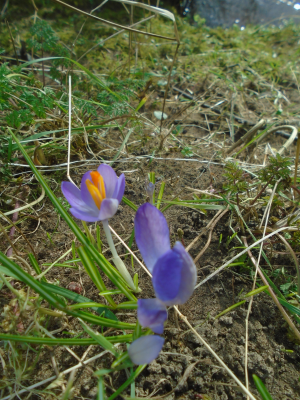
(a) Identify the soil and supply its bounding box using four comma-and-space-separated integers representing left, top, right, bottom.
1, 113, 300, 399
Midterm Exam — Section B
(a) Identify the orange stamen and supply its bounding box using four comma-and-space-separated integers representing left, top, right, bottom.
90, 171, 100, 186
98, 174, 106, 199
86, 171, 106, 209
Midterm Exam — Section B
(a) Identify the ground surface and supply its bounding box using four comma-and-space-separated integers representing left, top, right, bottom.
1, 125, 300, 400
1, 1, 300, 399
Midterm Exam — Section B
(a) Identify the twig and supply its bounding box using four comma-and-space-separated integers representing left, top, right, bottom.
6, 186, 30, 257
193, 207, 229, 264
186, 208, 228, 253
226, 119, 266, 155
159, 43, 180, 137
77, 15, 156, 62
255, 125, 298, 154
262, 227, 300, 296
1, 350, 111, 400
3, 187, 45, 217
293, 134, 300, 195
158, 124, 174, 150
0, 212, 37, 259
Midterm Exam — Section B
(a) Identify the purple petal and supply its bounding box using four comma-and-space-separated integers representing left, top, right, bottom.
153, 242, 197, 306
69, 207, 99, 222
170, 242, 197, 304
97, 164, 117, 198
61, 181, 89, 211
152, 249, 183, 304
135, 204, 170, 273
128, 335, 164, 365
137, 298, 167, 334
112, 173, 125, 203
80, 171, 99, 213
98, 198, 119, 221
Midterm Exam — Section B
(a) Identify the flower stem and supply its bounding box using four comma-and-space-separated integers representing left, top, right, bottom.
102, 219, 136, 290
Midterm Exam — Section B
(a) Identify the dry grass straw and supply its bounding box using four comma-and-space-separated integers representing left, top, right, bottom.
51, 0, 179, 41
226, 120, 298, 157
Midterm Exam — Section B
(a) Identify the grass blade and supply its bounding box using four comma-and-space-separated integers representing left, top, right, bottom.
122, 196, 138, 211
214, 300, 246, 319
41, 282, 117, 320
80, 319, 119, 356
77, 246, 116, 308
156, 182, 165, 210
107, 364, 147, 400
252, 375, 274, 400
111, 128, 134, 164
90, 248, 137, 302
0, 333, 133, 345
0, 251, 65, 308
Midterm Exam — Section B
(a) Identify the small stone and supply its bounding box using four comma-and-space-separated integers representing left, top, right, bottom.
186, 332, 201, 345
87, 387, 98, 398
67, 282, 82, 294
219, 316, 233, 325
147, 360, 161, 374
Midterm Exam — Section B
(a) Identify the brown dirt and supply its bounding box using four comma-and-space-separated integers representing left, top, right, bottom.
1, 72, 300, 399
1, 135, 300, 400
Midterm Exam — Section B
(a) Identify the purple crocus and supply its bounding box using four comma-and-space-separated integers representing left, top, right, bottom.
128, 203, 197, 365
135, 203, 197, 307
61, 164, 125, 222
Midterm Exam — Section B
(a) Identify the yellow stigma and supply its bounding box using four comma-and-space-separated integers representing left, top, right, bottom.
86, 171, 106, 209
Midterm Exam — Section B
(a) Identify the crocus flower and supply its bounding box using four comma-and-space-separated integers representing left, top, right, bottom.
62, 164, 136, 290
135, 203, 197, 307
61, 164, 125, 222
128, 203, 197, 365
128, 335, 164, 365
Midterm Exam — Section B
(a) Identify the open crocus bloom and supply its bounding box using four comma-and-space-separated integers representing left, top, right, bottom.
61, 164, 125, 222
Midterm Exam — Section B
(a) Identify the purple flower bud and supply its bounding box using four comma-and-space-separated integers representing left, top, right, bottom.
61, 164, 125, 222
145, 181, 155, 204
135, 203, 197, 306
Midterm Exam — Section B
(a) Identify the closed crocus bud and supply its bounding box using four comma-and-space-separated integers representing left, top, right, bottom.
145, 181, 155, 204
135, 203, 197, 306
132, 203, 197, 359
61, 164, 125, 222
